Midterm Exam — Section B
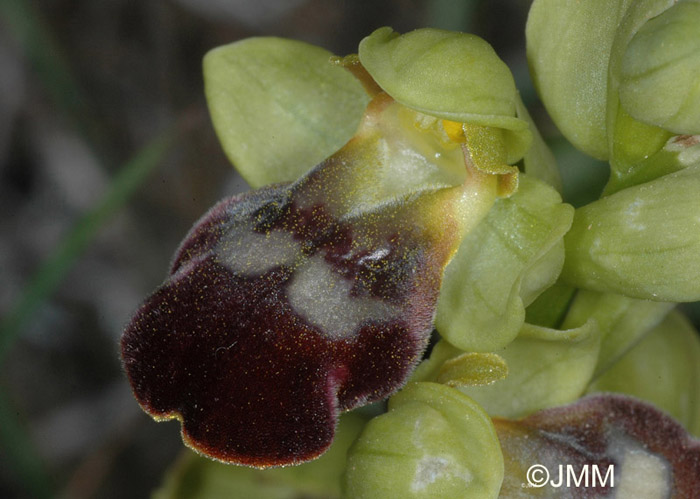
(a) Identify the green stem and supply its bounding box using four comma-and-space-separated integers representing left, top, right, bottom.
0, 390, 53, 498
0, 131, 173, 364
0, 0, 109, 160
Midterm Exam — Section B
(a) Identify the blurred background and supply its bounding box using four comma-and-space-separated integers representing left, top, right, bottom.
1, 0, 690, 498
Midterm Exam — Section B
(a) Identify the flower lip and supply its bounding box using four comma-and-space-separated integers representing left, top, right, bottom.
121, 190, 434, 466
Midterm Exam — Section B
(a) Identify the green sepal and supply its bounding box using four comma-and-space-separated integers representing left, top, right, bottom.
619, 0, 700, 136
359, 27, 531, 163
590, 294, 674, 377
153, 412, 369, 499
203, 37, 369, 188
343, 382, 503, 499
524, 281, 576, 329
527, 0, 686, 178
587, 310, 700, 437
608, 105, 672, 183
435, 174, 574, 352
563, 163, 700, 301
526, 0, 632, 160
606, 0, 680, 175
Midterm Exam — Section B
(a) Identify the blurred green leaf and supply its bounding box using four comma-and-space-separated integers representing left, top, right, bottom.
0, 131, 173, 364
435, 174, 573, 352
0, 0, 108, 159
204, 37, 369, 188
0, 391, 53, 499
426, 0, 477, 32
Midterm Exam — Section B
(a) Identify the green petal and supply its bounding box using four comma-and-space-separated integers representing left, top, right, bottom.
587, 310, 700, 436
562, 163, 700, 301
436, 352, 508, 388
619, 1, 700, 135
455, 319, 602, 419
435, 174, 574, 352
154, 412, 369, 499
428, 290, 666, 419
344, 382, 503, 499
359, 27, 531, 163
204, 37, 369, 188
606, 0, 680, 174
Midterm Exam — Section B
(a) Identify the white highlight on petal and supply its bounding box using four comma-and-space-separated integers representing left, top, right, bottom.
287, 254, 397, 339
218, 223, 300, 274
610, 435, 670, 498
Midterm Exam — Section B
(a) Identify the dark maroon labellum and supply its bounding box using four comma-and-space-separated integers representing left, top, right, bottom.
122, 171, 461, 467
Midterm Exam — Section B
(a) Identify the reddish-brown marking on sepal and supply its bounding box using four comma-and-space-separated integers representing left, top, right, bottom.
672, 134, 700, 148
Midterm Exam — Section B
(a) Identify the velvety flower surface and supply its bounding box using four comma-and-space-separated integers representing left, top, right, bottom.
495, 394, 700, 497
121, 92, 503, 467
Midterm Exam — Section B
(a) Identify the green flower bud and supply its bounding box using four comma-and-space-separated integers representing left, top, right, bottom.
344, 382, 503, 498
606, 0, 678, 175
359, 27, 531, 163
562, 163, 700, 301
587, 310, 700, 436
619, 0, 700, 135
